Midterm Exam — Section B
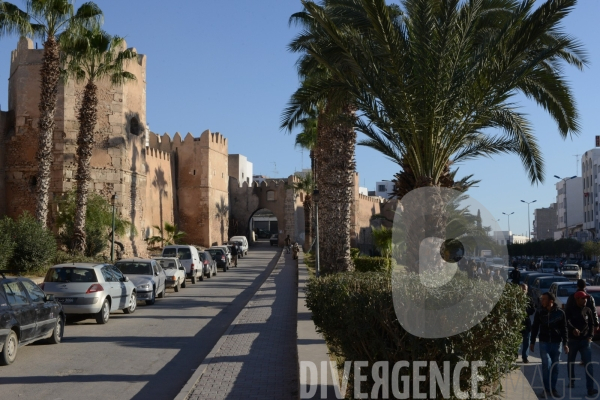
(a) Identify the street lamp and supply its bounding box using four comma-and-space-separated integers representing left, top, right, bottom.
521, 200, 537, 242
313, 188, 320, 278
502, 212, 514, 244
554, 175, 577, 239
111, 193, 118, 262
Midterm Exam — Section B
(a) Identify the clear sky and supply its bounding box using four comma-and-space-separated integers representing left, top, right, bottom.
0, 0, 597, 238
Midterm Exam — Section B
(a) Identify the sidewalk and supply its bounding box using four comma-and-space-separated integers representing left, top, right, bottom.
179, 251, 299, 400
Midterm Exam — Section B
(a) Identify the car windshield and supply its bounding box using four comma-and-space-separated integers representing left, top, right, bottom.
208, 250, 222, 257
156, 260, 177, 270
557, 286, 578, 297
162, 248, 176, 257
115, 262, 152, 275
45, 267, 98, 283
177, 248, 192, 260
563, 265, 578, 271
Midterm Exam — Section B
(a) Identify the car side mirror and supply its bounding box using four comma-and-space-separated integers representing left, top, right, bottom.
44, 294, 55, 302
121, 276, 129, 282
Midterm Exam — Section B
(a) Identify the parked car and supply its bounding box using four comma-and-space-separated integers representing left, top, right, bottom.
270, 234, 278, 246
0, 273, 65, 365
114, 259, 166, 306
207, 248, 229, 272
560, 264, 581, 281
161, 245, 204, 283
530, 276, 570, 307
548, 281, 578, 310
211, 246, 232, 266
42, 264, 137, 324
256, 229, 271, 239
540, 261, 560, 274
229, 236, 248, 256
153, 257, 186, 292
228, 241, 244, 258
199, 251, 217, 278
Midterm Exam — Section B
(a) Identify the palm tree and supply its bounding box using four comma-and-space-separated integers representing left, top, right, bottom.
60, 27, 136, 253
292, 105, 318, 177
147, 222, 185, 248
292, 171, 315, 252
0, 0, 103, 228
284, 10, 358, 274
291, 0, 586, 271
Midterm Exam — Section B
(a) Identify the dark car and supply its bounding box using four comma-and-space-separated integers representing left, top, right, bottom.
0, 273, 65, 365
207, 248, 229, 272
256, 229, 271, 239
200, 251, 217, 278
270, 234, 278, 246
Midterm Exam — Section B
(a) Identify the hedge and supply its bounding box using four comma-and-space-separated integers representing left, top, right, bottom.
305, 270, 526, 399
353, 256, 391, 273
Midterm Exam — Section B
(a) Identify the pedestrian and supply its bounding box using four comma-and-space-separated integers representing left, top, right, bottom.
565, 279, 600, 331
484, 267, 492, 283
530, 292, 569, 399
292, 242, 299, 260
520, 283, 535, 363
565, 291, 598, 395
285, 235, 291, 254
230, 242, 239, 267
494, 268, 504, 283
510, 265, 521, 285
512, 259, 518, 269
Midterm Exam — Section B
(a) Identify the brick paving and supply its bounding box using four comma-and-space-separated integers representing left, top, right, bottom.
186, 252, 299, 400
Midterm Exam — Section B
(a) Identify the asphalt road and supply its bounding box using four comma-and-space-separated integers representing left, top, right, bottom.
0, 241, 281, 400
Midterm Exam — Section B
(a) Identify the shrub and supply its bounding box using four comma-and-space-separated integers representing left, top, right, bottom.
0, 217, 15, 270
305, 271, 526, 399
4, 212, 56, 274
353, 256, 391, 273
350, 248, 360, 260
52, 250, 104, 266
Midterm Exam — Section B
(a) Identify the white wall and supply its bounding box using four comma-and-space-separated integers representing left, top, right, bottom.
375, 181, 394, 198
229, 154, 253, 185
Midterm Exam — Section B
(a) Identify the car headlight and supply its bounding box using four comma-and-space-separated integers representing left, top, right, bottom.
138, 283, 151, 290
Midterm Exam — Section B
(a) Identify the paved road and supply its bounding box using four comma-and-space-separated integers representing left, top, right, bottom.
0, 242, 280, 400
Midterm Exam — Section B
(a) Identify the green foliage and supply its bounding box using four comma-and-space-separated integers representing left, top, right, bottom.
52, 250, 102, 265
0, 212, 56, 274
56, 190, 132, 257
350, 248, 360, 260
371, 226, 392, 258
0, 218, 15, 270
306, 271, 526, 398
508, 238, 583, 257
147, 222, 185, 248
583, 241, 600, 259
353, 256, 391, 273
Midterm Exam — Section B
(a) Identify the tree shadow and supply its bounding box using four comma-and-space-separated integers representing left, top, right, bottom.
152, 166, 169, 244
215, 196, 229, 245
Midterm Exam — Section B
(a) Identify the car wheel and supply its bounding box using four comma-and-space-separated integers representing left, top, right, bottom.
191, 275, 197, 284
181, 279, 186, 289
47, 315, 65, 344
213, 265, 217, 276
199, 271, 204, 281
0, 330, 18, 365
174, 280, 180, 292
146, 289, 156, 306
206, 268, 211, 279
96, 299, 110, 324
123, 292, 137, 314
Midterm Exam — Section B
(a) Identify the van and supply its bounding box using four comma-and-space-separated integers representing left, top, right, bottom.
229, 236, 248, 256
161, 245, 204, 283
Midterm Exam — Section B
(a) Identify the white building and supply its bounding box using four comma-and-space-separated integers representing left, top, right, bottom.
228, 154, 253, 185
582, 148, 600, 239
493, 231, 530, 245
358, 187, 369, 196
375, 181, 394, 199
556, 176, 583, 239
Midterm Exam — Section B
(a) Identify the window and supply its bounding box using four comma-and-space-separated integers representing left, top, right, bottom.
101, 266, 117, 282
267, 190, 275, 201
21, 280, 45, 303
110, 266, 124, 281
177, 248, 192, 260
3, 282, 29, 306
45, 267, 98, 283
378, 185, 386, 192
129, 116, 141, 135
115, 262, 153, 275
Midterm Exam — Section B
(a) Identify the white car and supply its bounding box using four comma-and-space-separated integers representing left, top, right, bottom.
161, 245, 205, 283
154, 257, 187, 292
41, 263, 137, 324
548, 281, 579, 310
561, 264, 581, 281
229, 236, 248, 256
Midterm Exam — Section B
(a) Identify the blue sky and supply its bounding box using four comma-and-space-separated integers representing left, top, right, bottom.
0, 0, 597, 237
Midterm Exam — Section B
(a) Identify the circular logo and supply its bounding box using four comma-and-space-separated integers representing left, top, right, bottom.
391, 187, 507, 338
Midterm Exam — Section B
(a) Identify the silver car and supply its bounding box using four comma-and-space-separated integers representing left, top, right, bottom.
154, 257, 187, 292
114, 259, 167, 306
41, 263, 137, 324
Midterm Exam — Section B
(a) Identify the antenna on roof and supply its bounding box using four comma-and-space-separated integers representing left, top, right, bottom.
574, 154, 581, 176
271, 162, 279, 177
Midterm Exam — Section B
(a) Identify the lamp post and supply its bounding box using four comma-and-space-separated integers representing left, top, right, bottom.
313, 188, 320, 278
111, 193, 118, 262
521, 200, 537, 242
554, 175, 577, 239
502, 212, 514, 244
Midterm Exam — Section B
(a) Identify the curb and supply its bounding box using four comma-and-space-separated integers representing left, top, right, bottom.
173, 250, 284, 400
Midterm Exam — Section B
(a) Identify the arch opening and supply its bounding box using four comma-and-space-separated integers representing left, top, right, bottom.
248, 208, 279, 245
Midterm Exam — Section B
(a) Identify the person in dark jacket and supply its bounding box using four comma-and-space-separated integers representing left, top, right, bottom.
565, 291, 598, 396
510, 266, 521, 285
520, 284, 535, 363
565, 279, 599, 330
530, 292, 569, 398
230, 243, 239, 267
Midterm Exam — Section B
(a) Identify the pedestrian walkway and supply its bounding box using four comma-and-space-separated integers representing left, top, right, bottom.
183, 251, 299, 400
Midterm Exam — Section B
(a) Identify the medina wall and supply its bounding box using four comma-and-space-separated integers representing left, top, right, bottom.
144, 147, 175, 240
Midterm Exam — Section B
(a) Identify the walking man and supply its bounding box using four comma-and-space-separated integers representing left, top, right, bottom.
520, 283, 535, 363
530, 292, 569, 398
566, 279, 600, 331
510, 265, 521, 285
230, 242, 239, 267
565, 291, 598, 396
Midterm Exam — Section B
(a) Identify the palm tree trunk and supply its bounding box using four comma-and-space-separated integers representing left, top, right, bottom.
303, 194, 313, 252
35, 36, 61, 228
315, 103, 356, 273
72, 80, 99, 253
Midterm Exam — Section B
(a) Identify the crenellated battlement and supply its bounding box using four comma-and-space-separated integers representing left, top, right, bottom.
146, 147, 170, 161
358, 193, 383, 204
